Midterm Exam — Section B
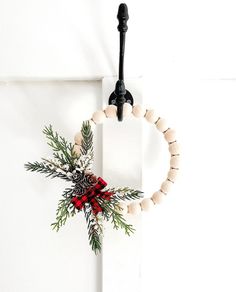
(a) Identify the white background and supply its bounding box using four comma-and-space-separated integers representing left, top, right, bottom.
1, 0, 236, 291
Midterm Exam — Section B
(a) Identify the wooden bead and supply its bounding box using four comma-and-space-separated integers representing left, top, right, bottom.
74, 132, 82, 145
161, 180, 173, 194
170, 156, 180, 168
73, 144, 81, 156
168, 169, 179, 182
145, 109, 159, 124
132, 104, 146, 118
164, 129, 176, 142
92, 110, 106, 124
156, 118, 168, 132
169, 142, 180, 155
123, 103, 133, 117
152, 191, 165, 204
141, 198, 154, 211
128, 202, 141, 215
104, 105, 117, 118
117, 202, 128, 215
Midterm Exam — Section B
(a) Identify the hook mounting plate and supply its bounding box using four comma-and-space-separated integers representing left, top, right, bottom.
108, 90, 134, 106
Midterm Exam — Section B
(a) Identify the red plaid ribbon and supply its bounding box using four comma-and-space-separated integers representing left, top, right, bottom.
71, 177, 113, 215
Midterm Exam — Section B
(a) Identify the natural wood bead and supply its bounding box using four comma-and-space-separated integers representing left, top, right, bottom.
141, 198, 154, 211
145, 109, 159, 124
104, 105, 117, 118
132, 104, 146, 118
74, 132, 82, 145
164, 129, 176, 143
117, 202, 128, 215
152, 191, 165, 204
169, 142, 180, 155
73, 144, 81, 156
128, 202, 142, 215
123, 103, 133, 117
161, 180, 173, 194
156, 118, 168, 132
92, 110, 106, 124
168, 169, 179, 181
170, 156, 180, 168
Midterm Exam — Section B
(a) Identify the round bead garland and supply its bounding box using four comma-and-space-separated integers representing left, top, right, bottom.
74, 104, 180, 215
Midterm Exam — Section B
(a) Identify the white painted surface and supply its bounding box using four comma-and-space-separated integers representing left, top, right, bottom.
1, 0, 236, 80
2, 79, 236, 292
1, 0, 236, 292
102, 77, 143, 292
142, 79, 236, 292
0, 81, 102, 292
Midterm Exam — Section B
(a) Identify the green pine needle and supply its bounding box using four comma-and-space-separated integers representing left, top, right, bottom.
84, 204, 103, 254
80, 121, 94, 157
99, 199, 135, 236
25, 121, 143, 254
51, 188, 76, 231
43, 125, 76, 168
107, 187, 143, 203
24, 161, 70, 181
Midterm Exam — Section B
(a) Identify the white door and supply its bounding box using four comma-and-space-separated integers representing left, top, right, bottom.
1, 1, 236, 292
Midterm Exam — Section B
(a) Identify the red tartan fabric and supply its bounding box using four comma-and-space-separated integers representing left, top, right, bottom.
71, 177, 113, 215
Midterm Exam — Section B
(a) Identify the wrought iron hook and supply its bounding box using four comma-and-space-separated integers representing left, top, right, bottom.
108, 3, 134, 122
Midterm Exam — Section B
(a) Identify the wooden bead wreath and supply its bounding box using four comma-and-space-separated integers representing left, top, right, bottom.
25, 103, 179, 254
74, 103, 180, 216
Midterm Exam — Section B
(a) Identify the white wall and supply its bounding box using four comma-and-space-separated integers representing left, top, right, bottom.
1, 0, 236, 80
1, 0, 236, 291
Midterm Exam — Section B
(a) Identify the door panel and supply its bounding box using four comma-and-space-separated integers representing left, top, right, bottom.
0, 81, 102, 292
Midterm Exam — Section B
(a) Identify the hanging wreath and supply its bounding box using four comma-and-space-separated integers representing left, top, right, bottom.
25, 104, 180, 254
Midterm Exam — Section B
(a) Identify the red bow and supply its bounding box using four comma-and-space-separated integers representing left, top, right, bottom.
71, 177, 113, 215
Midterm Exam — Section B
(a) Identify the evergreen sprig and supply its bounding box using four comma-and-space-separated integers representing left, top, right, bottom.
25, 121, 143, 254
80, 121, 93, 156
84, 204, 103, 254
43, 125, 76, 168
108, 188, 143, 203
99, 199, 135, 236
51, 188, 76, 231
24, 161, 70, 181
75, 121, 94, 171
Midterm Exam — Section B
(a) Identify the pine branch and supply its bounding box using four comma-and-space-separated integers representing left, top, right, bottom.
51, 188, 76, 231
80, 121, 94, 157
43, 125, 76, 168
24, 161, 70, 181
76, 154, 93, 172
106, 187, 143, 203
99, 199, 135, 236
74, 121, 94, 172
25, 121, 142, 253
84, 204, 103, 254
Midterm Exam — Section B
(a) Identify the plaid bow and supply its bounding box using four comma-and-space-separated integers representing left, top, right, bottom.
71, 177, 113, 215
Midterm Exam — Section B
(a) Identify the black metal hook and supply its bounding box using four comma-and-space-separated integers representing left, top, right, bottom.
108, 3, 134, 122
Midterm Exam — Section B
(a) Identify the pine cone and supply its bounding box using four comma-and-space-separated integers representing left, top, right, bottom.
73, 171, 97, 195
